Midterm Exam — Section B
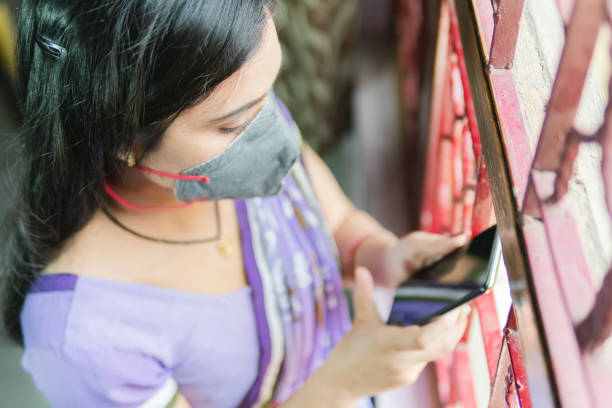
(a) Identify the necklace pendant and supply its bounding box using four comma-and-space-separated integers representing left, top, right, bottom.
217, 235, 234, 258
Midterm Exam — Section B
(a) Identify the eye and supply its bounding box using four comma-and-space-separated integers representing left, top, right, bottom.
219, 125, 245, 134
219, 115, 254, 135
217, 100, 265, 135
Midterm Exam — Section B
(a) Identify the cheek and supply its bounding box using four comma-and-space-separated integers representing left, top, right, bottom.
141, 126, 234, 174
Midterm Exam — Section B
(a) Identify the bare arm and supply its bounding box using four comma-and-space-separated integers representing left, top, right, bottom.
301, 144, 399, 287
302, 144, 467, 289
277, 367, 358, 408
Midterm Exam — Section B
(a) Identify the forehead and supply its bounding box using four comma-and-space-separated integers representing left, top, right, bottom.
176, 16, 282, 124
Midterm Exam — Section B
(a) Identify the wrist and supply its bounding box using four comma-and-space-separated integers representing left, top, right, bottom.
280, 362, 360, 408
353, 231, 399, 287
341, 231, 377, 281
309, 361, 361, 408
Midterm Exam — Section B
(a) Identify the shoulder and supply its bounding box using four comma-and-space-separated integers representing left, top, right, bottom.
42, 208, 168, 283
21, 269, 178, 401
43, 209, 128, 277
21, 337, 177, 407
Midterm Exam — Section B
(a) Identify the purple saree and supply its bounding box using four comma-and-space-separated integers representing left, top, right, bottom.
236, 98, 372, 407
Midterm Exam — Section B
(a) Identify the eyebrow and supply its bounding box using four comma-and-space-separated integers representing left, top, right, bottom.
209, 62, 282, 124
209, 92, 269, 124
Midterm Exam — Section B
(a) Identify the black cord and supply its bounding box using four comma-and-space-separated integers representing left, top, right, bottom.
99, 200, 222, 245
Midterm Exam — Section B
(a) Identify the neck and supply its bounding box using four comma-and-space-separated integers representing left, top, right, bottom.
103, 167, 220, 238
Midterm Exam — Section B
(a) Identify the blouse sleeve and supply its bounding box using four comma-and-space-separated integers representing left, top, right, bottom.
21, 344, 178, 408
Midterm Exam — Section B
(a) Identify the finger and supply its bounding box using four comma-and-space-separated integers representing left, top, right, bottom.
418, 306, 470, 347
420, 306, 471, 360
408, 233, 468, 267
440, 233, 469, 253
387, 305, 471, 353
385, 306, 466, 349
387, 306, 471, 362
391, 308, 470, 364
352, 267, 383, 325
385, 324, 423, 350
420, 235, 468, 266
388, 307, 461, 352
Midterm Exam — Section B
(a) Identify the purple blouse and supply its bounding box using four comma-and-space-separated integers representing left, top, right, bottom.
21, 273, 259, 407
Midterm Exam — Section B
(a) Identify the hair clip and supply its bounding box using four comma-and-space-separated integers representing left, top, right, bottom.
34, 34, 67, 59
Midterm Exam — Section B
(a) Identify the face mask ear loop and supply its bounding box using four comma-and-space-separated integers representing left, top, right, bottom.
134, 165, 210, 183
103, 182, 206, 211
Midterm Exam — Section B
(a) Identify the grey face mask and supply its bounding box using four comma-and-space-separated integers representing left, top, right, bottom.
173, 92, 301, 202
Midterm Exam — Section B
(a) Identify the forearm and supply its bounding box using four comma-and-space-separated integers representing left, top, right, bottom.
299, 144, 399, 288
334, 207, 399, 288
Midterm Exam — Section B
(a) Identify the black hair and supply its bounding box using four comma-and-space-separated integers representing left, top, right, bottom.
2, 0, 273, 345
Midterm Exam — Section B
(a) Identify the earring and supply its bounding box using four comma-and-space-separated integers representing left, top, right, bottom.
127, 153, 136, 167
118, 149, 136, 167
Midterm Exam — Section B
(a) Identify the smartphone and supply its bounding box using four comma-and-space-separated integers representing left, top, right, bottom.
387, 226, 499, 327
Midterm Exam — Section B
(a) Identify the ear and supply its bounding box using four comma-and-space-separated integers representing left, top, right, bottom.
117, 149, 136, 167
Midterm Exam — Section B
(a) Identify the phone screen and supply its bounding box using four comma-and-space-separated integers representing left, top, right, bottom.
387, 226, 498, 326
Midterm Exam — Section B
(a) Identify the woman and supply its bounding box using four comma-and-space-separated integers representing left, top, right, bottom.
2, 0, 469, 407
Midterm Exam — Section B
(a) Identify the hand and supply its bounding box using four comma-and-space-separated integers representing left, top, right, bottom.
313, 266, 470, 405
385, 231, 469, 287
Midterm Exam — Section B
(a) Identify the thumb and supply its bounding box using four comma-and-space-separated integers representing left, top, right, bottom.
352, 267, 383, 325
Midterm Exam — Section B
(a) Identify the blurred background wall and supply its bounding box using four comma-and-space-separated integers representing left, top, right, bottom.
273, 0, 359, 153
